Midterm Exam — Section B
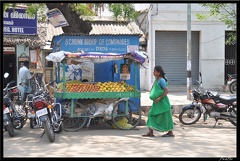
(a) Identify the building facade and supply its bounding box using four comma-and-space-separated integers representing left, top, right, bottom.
3, 6, 63, 88
138, 3, 236, 90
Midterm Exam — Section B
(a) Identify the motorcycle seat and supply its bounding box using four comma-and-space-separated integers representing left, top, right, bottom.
218, 95, 237, 104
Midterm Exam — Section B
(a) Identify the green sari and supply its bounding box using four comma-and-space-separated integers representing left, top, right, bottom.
146, 79, 174, 132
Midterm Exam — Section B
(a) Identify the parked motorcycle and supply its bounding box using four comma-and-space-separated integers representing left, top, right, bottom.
25, 80, 63, 142
227, 74, 237, 94
3, 73, 26, 137
24, 77, 43, 127
3, 73, 15, 137
3, 73, 26, 133
179, 72, 237, 127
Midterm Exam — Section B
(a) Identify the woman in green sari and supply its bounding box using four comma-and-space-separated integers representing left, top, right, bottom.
142, 65, 175, 137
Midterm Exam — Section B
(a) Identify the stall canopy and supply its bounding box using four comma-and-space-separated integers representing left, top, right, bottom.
46, 50, 148, 66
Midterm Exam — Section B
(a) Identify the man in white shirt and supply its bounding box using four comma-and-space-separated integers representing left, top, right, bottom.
19, 60, 35, 102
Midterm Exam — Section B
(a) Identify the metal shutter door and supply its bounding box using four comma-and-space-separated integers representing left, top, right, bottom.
155, 31, 199, 85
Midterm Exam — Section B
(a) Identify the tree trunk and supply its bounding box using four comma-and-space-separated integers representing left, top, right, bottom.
46, 3, 92, 34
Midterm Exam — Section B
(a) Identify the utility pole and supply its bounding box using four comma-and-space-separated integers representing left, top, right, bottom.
187, 3, 192, 100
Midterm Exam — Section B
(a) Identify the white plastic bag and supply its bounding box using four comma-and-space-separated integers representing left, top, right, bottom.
93, 103, 108, 117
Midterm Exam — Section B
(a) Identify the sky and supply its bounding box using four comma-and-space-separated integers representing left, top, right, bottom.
101, 3, 150, 16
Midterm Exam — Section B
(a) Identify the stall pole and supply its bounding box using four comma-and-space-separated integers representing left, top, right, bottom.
134, 62, 138, 93
62, 61, 66, 94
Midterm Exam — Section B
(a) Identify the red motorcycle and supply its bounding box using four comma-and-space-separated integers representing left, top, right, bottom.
27, 80, 63, 143
179, 72, 237, 127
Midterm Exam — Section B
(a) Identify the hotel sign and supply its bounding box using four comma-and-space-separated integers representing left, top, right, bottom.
3, 47, 15, 52
3, 8, 37, 35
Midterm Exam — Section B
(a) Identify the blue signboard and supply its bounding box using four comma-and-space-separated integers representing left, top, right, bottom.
3, 8, 37, 35
52, 35, 139, 53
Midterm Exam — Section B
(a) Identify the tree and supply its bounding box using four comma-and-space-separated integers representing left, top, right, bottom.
196, 3, 236, 45
3, 3, 139, 34
108, 3, 139, 22
45, 3, 93, 33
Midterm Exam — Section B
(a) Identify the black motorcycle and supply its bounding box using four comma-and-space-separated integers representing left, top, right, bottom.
3, 73, 26, 137
179, 72, 237, 127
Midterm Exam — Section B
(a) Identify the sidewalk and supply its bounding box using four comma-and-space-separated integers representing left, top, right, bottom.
140, 85, 234, 115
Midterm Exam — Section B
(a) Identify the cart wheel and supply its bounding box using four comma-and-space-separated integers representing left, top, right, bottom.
60, 99, 88, 132
112, 99, 141, 130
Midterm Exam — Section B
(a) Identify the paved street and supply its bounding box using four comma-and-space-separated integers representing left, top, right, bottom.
3, 116, 236, 158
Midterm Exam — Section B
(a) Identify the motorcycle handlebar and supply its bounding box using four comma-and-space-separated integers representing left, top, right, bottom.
228, 74, 237, 79
5, 80, 15, 88
42, 80, 56, 92
4, 83, 22, 92
32, 94, 46, 101
45, 80, 56, 87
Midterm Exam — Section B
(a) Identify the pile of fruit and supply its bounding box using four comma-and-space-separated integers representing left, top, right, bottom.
57, 80, 135, 92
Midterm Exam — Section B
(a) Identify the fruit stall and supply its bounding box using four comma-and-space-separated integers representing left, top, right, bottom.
46, 50, 148, 132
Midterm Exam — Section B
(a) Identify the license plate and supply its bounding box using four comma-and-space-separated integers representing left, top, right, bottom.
3, 107, 10, 114
36, 108, 48, 117
27, 113, 36, 118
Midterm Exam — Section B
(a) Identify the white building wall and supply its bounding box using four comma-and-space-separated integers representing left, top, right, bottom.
144, 3, 233, 90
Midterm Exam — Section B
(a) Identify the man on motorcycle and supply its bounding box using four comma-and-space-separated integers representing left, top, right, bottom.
18, 61, 35, 102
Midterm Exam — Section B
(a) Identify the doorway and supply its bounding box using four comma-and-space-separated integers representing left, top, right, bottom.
3, 54, 17, 87
225, 31, 236, 82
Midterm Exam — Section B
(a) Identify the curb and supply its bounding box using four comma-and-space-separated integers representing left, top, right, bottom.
139, 106, 184, 126
140, 104, 189, 116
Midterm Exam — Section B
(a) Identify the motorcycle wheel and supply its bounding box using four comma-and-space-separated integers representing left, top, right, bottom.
14, 118, 25, 130
179, 108, 202, 125
29, 118, 37, 129
5, 123, 15, 137
23, 102, 29, 121
42, 117, 55, 142
229, 81, 237, 94
229, 106, 237, 126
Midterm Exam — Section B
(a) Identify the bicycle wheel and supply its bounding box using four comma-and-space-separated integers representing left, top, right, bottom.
60, 99, 87, 132
112, 99, 141, 130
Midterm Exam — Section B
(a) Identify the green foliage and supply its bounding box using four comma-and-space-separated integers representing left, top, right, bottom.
69, 3, 95, 16
108, 3, 138, 22
108, 3, 123, 21
3, 3, 138, 22
196, 3, 236, 45
3, 3, 11, 11
3, 3, 47, 22
25, 3, 47, 22
122, 4, 138, 21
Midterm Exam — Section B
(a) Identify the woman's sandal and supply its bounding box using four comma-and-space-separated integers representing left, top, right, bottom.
142, 133, 155, 137
161, 133, 175, 137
